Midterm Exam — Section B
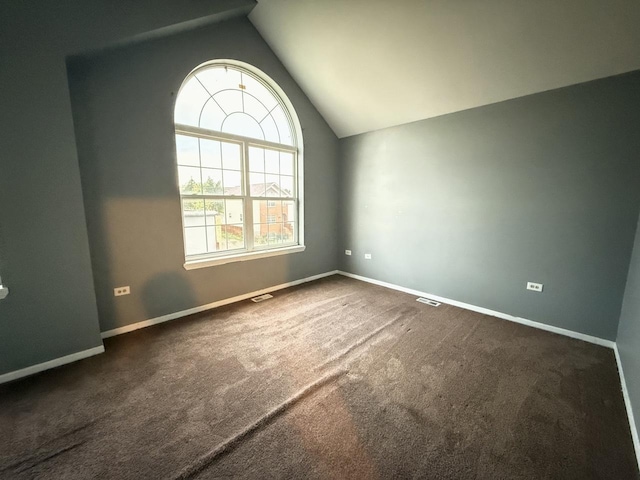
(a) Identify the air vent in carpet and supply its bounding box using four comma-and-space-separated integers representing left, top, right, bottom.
416, 297, 440, 307
251, 294, 273, 303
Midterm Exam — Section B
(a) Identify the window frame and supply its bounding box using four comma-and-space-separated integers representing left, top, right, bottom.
175, 60, 305, 270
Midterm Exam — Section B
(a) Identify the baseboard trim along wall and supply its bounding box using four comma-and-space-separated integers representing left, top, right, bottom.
614, 345, 640, 473
337, 271, 615, 348
338, 270, 640, 469
0, 345, 105, 385
2, 268, 638, 470
100, 270, 340, 339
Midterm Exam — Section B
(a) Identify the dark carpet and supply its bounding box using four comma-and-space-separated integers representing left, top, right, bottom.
0, 275, 637, 479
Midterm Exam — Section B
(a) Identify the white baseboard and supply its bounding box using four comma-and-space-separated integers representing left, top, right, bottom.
101, 270, 339, 339
614, 345, 640, 473
338, 270, 640, 469
1, 269, 638, 470
336, 271, 615, 349
0, 345, 105, 385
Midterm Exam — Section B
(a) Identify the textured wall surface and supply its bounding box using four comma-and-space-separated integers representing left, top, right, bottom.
339, 71, 640, 340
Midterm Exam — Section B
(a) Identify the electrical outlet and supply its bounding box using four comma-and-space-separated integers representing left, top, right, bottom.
527, 282, 543, 292
114, 286, 131, 296
345, 250, 352, 256
364, 253, 372, 260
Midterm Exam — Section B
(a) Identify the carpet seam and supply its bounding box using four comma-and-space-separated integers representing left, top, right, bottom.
172, 369, 346, 479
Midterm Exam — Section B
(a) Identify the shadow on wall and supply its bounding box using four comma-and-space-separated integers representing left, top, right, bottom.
66, 18, 338, 335
141, 272, 197, 320
95, 197, 296, 333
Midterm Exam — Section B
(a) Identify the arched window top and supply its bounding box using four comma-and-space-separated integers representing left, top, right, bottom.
174, 60, 305, 268
175, 62, 296, 147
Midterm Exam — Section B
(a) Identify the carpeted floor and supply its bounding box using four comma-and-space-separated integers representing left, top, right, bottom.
0, 275, 637, 479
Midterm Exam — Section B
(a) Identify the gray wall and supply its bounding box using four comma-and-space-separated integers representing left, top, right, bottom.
68, 18, 340, 333
0, 0, 255, 375
339, 71, 640, 340
617, 212, 640, 438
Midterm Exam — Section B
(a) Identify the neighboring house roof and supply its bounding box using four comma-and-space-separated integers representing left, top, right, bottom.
224, 182, 290, 197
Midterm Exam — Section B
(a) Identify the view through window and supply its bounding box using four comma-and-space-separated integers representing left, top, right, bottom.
174, 62, 302, 263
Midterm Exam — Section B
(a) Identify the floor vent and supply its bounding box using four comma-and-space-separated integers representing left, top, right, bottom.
251, 294, 273, 303
416, 297, 440, 307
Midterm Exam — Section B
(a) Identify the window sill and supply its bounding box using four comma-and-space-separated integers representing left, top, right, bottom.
0, 286, 8, 300
184, 245, 306, 270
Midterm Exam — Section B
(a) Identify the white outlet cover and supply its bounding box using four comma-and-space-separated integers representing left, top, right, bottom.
114, 286, 131, 297
527, 282, 543, 292
345, 250, 352, 255
364, 253, 372, 259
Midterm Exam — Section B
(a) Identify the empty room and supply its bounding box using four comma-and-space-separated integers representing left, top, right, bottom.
2, 0, 640, 478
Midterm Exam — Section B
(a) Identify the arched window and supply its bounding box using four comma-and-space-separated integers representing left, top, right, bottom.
174, 60, 304, 268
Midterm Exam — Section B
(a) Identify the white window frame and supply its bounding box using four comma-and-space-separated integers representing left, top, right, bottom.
175, 60, 305, 270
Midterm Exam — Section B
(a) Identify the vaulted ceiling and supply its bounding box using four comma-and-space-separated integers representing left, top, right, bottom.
249, 0, 640, 138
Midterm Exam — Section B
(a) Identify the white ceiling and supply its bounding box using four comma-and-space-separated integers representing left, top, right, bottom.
249, 0, 640, 138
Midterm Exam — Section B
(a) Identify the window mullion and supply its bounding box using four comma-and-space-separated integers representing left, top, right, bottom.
242, 141, 255, 251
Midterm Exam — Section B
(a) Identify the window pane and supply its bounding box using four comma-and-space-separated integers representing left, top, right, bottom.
253, 224, 269, 247
200, 139, 222, 168
175, 135, 199, 167
222, 224, 245, 250
201, 169, 223, 194
223, 170, 242, 195
272, 105, 294, 146
249, 146, 264, 173
243, 94, 269, 123
260, 115, 280, 144
199, 99, 225, 131
197, 68, 241, 98
185, 227, 207, 255
283, 222, 296, 244
242, 74, 278, 112
269, 223, 284, 245
182, 199, 205, 227
225, 199, 243, 225
221, 142, 241, 171
280, 175, 294, 197
175, 78, 210, 126
254, 199, 286, 225
206, 224, 245, 252
252, 200, 261, 223
249, 173, 266, 197
178, 166, 202, 195
214, 90, 243, 115
282, 200, 296, 243
281, 200, 295, 223
265, 174, 280, 196
280, 152, 294, 175
265, 149, 279, 174
205, 200, 224, 226
222, 112, 264, 140
206, 226, 223, 252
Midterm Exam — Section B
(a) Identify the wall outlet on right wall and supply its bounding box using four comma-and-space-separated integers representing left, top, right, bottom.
527, 282, 543, 292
